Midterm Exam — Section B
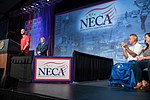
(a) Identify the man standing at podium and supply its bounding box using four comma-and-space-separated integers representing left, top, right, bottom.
20, 29, 30, 55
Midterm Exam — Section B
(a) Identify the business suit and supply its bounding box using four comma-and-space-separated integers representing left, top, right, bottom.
36, 42, 48, 56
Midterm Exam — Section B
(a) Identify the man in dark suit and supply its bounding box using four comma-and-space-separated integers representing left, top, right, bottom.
36, 37, 48, 56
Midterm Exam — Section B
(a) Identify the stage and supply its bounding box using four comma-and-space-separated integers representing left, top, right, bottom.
0, 80, 150, 100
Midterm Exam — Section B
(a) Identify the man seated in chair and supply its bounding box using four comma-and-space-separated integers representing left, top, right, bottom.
109, 34, 143, 88
36, 37, 48, 56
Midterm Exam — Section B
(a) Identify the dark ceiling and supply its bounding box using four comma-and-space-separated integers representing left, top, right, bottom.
0, 0, 19, 18
0, 0, 31, 19
0, 0, 106, 20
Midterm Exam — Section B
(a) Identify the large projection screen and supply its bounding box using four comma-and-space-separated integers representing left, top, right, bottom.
54, 0, 150, 63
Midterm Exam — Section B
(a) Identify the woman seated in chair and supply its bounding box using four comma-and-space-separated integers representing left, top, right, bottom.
134, 33, 150, 89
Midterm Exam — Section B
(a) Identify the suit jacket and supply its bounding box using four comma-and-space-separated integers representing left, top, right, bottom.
36, 43, 48, 56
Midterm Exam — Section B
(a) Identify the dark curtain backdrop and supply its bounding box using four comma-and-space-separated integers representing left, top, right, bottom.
0, 20, 9, 40
8, 5, 54, 56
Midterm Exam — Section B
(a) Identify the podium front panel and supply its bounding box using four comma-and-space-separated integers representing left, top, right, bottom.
0, 39, 20, 54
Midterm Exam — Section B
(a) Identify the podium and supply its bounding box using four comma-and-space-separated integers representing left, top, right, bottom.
0, 39, 20, 76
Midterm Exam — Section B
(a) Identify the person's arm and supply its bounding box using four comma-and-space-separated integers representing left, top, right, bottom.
122, 48, 128, 59
137, 56, 150, 61
23, 42, 29, 51
122, 42, 128, 59
36, 44, 41, 55
22, 36, 30, 51
143, 56, 150, 60
124, 43, 143, 58
125, 47, 137, 57
40, 44, 48, 54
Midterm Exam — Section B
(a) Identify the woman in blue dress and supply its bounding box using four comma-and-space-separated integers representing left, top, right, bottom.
109, 34, 143, 88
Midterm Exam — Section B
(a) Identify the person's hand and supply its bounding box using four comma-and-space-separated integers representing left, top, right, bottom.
121, 42, 128, 50
121, 42, 125, 49
137, 56, 144, 61
21, 50, 24, 53
18, 50, 24, 56
37, 51, 41, 55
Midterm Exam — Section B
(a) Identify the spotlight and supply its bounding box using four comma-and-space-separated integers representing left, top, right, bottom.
10, 0, 61, 16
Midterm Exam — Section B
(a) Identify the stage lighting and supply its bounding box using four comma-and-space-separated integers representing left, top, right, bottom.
9, 0, 62, 16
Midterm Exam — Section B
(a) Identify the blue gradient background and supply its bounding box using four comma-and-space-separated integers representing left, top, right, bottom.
55, 0, 150, 63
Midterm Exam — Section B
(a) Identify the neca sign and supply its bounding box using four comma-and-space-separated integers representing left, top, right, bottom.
38, 67, 65, 76
80, 14, 112, 30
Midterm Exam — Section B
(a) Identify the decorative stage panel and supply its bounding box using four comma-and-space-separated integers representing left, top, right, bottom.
54, 0, 150, 63
33, 56, 73, 83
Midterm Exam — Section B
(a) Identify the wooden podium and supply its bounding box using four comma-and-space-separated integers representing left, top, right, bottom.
0, 39, 20, 76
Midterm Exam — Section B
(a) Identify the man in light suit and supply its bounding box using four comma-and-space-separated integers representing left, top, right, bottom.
36, 37, 48, 56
